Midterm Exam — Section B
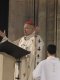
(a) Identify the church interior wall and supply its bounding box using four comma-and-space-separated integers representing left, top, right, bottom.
8, 0, 60, 58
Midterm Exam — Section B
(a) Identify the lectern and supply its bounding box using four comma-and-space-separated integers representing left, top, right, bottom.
0, 40, 30, 80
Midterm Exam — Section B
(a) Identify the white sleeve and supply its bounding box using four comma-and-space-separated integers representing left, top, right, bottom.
1, 36, 8, 43
33, 62, 42, 80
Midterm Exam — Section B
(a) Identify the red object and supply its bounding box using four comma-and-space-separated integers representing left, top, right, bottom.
25, 19, 33, 25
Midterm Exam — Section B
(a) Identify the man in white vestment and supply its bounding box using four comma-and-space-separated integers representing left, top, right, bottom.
0, 19, 44, 80
33, 44, 60, 80
14, 19, 44, 80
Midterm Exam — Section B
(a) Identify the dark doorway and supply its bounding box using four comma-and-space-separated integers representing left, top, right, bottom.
0, 0, 9, 36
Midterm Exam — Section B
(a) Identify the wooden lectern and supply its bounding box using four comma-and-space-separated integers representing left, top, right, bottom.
0, 40, 30, 80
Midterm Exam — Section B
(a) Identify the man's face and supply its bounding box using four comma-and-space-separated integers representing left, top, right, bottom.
24, 24, 34, 36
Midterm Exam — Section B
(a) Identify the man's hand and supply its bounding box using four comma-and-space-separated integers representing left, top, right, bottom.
0, 30, 6, 38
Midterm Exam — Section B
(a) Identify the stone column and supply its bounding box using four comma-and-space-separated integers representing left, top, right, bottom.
8, 0, 35, 41
8, 0, 27, 41
38, 0, 46, 59
46, 0, 55, 45
38, 0, 46, 42
57, 0, 60, 58
38, 0, 57, 58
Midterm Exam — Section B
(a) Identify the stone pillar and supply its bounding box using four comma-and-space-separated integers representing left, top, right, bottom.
38, 0, 46, 59
57, 0, 60, 58
8, 0, 35, 41
8, 0, 27, 41
46, 0, 55, 45
38, 0, 57, 58
38, 0, 46, 42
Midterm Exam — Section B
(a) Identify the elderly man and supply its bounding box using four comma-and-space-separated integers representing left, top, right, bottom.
15, 19, 44, 80
33, 44, 60, 80
0, 19, 44, 80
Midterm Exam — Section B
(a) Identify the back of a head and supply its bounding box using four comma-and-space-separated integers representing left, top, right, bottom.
47, 44, 56, 55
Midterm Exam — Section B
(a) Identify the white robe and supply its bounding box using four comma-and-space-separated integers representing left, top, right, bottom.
0, 33, 44, 80
16, 32, 44, 80
33, 56, 60, 80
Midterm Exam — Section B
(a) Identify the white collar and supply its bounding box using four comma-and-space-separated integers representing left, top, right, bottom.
47, 56, 56, 60
47, 56, 59, 61
24, 31, 35, 40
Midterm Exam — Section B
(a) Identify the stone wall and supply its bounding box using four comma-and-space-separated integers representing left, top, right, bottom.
8, 0, 34, 41
8, 0, 26, 41
8, 0, 60, 56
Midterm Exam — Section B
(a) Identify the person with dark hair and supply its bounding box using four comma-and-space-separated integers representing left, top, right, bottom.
47, 44, 56, 55
33, 44, 60, 80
